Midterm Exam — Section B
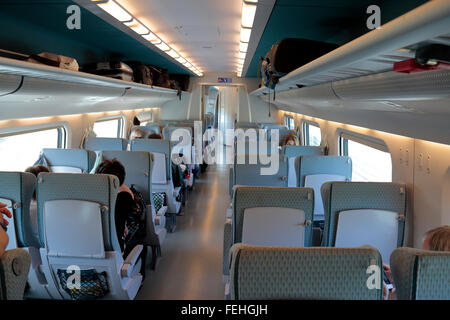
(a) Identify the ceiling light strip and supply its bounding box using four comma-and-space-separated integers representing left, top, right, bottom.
94, 0, 203, 76
237, 0, 258, 77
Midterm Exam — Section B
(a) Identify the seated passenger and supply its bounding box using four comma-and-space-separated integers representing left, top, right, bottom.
25, 164, 50, 242
0, 202, 11, 256
423, 225, 450, 251
95, 159, 147, 277
148, 133, 162, 139
282, 133, 300, 146
383, 225, 450, 300
129, 127, 146, 140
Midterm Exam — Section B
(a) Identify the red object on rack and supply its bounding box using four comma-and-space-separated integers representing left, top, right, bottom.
393, 58, 450, 73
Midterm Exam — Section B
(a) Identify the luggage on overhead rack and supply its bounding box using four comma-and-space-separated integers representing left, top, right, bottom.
169, 79, 181, 91
125, 61, 154, 85
149, 66, 171, 88
169, 74, 190, 91
259, 38, 339, 89
82, 61, 134, 82
27, 52, 79, 71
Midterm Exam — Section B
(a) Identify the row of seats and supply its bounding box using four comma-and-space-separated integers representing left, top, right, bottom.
223, 182, 407, 274
1, 172, 144, 299
0, 138, 205, 299
81, 138, 188, 214
220, 139, 443, 300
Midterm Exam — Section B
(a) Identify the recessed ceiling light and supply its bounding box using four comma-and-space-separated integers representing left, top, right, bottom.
167, 49, 180, 58
92, 0, 203, 76
155, 42, 170, 52
97, 0, 132, 22
240, 42, 248, 52
240, 27, 251, 43
124, 19, 150, 35
241, 1, 257, 28
143, 32, 159, 43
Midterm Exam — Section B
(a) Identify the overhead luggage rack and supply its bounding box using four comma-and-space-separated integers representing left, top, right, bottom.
0, 56, 180, 94
0, 56, 181, 119
251, 0, 450, 96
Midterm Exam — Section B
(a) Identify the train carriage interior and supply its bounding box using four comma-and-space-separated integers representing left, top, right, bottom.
0, 0, 449, 304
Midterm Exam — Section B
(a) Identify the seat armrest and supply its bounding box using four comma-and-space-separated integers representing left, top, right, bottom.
226, 204, 232, 218
121, 245, 143, 278
157, 206, 168, 217
0, 248, 31, 300
222, 219, 233, 277
173, 187, 181, 197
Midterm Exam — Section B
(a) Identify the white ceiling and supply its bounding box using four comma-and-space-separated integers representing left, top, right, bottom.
117, 0, 242, 73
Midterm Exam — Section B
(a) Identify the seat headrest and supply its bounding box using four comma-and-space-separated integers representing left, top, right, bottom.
229, 244, 383, 300
84, 138, 127, 151
390, 247, 450, 300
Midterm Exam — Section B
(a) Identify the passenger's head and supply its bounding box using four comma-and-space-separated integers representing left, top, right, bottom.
282, 134, 299, 146
133, 116, 141, 126
95, 159, 126, 186
25, 165, 50, 200
423, 226, 450, 251
130, 127, 146, 140
148, 133, 162, 139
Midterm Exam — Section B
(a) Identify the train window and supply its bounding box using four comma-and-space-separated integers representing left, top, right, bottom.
93, 117, 123, 138
284, 115, 295, 130
302, 121, 321, 146
339, 132, 392, 182
0, 126, 66, 172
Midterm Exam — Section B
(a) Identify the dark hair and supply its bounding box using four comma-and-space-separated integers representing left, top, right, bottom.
25, 164, 50, 177
95, 159, 126, 186
148, 133, 162, 139
25, 165, 50, 200
133, 116, 141, 126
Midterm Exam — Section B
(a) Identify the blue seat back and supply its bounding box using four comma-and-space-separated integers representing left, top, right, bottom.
100, 151, 153, 204
129, 139, 171, 180
322, 181, 407, 262
282, 146, 324, 187
229, 244, 383, 300
296, 156, 352, 221
231, 186, 314, 247
234, 155, 289, 188
41, 148, 96, 173
84, 138, 128, 151
36, 172, 120, 252
390, 247, 450, 300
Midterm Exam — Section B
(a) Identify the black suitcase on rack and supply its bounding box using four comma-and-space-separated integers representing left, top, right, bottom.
169, 74, 190, 91
260, 38, 339, 88
83, 61, 134, 82
148, 66, 171, 88
125, 61, 153, 85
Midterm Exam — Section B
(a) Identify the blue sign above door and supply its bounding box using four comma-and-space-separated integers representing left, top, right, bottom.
218, 77, 232, 83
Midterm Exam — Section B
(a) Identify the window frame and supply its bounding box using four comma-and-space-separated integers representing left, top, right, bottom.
284, 114, 295, 130
302, 120, 321, 146
93, 115, 125, 138
0, 122, 69, 149
136, 111, 153, 124
338, 130, 390, 156
338, 129, 392, 182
